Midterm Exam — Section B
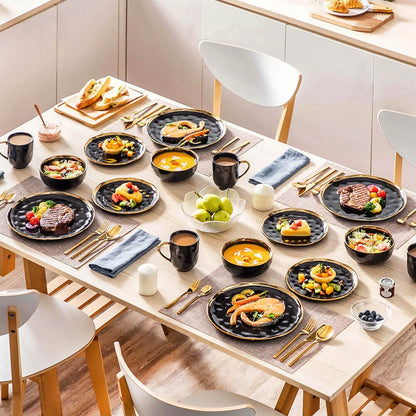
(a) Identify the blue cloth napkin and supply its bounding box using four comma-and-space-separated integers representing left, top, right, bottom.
89, 228, 160, 278
0, 170, 4, 179
248, 148, 310, 188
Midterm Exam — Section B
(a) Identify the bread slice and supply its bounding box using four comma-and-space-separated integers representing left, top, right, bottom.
325, 0, 349, 13
75, 76, 111, 109
101, 84, 128, 103
343, 0, 363, 8
93, 94, 130, 111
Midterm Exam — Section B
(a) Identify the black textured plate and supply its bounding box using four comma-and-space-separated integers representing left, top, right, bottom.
84, 132, 145, 166
320, 174, 406, 221
262, 209, 328, 246
145, 108, 226, 149
7, 192, 95, 240
285, 258, 358, 302
92, 178, 159, 214
207, 282, 303, 340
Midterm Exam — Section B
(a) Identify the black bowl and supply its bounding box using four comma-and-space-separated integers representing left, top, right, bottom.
151, 147, 198, 182
344, 226, 394, 265
40, 155, 87, 190
222, 238, 273, 278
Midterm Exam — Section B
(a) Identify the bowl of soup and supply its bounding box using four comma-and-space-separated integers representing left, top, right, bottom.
151, 147, 198, 182
222, 238, 273, 278
40, 155, 87, 190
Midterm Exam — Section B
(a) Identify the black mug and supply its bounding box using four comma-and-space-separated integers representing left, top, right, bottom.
158, 230, 199, 272
212, 152, 250, 190
407, 242, 416, 283
0, 132, 33, 169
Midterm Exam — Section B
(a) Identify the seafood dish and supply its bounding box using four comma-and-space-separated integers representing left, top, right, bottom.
160, 120, 210, 146
277, 219, 311, 237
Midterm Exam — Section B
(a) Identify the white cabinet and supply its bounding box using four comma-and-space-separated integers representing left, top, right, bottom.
0, 8, 57, 136
126, 0, 203, 108
286, 26, 373, 173
57, 0, 121, 100
202, 0, 286, 138
373, 56, 416, 191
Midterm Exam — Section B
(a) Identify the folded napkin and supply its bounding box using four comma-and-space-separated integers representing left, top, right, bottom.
248, 148, 310, 188
89, 228, 160, 278
0, 170, 4, 179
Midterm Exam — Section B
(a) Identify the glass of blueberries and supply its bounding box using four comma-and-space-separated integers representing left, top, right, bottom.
350, 299, 392, 331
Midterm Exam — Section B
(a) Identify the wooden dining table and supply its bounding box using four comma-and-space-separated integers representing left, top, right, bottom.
1, 81, 416, 416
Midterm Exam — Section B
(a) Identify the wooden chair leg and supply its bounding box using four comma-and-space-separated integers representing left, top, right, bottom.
326, 390, 348, 416
1, 383, 9, 400
0, 247, 15, 276
394, 153, 403, 187
117, 372, 135, 416
212, 78, 222, 117
349, 363, 374, 399
36, 368, 63, 416
85, 336, 111, 416
303, 391, 320, 416
275, 382, 299, 415
23, 259, 47, 294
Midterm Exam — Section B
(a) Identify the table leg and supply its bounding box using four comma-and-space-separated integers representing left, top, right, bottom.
303, 391, 320, 416
275, 382, 299, 415
348, 364, 373, 399
0, 247, 15, 276
36, 368, 63, 416
326, 390, 348, 416
23, 258, 47, 294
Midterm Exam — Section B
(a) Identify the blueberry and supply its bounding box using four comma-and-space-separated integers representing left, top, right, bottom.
371, 310, 377, 317
361, 315, 368, 321
376, 314, 384, 321
367, 316, 374, 322
358, 312, 364, 318
364, 309, 370, 316
127, 189, 134, 194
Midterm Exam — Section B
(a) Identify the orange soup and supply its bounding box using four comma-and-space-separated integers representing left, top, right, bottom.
223, 243, 270, 267
153, 151, 196, 171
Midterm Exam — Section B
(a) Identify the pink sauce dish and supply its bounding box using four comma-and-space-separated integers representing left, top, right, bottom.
38, 122, 62, 142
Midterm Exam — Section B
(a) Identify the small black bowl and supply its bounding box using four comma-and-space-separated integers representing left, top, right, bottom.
222, 238, 273, 278
151, 147, 198, 182
40, 155, 87, 190
344, 226, 394, 265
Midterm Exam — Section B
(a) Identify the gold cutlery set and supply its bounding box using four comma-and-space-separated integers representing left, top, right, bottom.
0, 190, 15, 209
121, 102, 170, 129
397, 208, 416, 226
64, 220, 123, 261
211, 136, 251, 155
292, 166, 344, 196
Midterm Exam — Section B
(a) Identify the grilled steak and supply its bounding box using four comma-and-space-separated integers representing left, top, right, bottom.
337, 183, 370, 212
40, 204, 75, 234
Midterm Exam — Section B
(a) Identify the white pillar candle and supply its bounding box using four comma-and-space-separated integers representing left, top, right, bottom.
252, 184, 275, 211
138, 263, 158, 296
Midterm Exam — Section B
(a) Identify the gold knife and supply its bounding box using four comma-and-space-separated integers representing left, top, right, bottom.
298, 168, 337, 197
125, 104, 166, 129
311, 171, 344, 195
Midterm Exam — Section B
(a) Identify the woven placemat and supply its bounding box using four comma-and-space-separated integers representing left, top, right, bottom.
0, 176, 140, 268
160, 266, 353, 373
105, 101, 263, 176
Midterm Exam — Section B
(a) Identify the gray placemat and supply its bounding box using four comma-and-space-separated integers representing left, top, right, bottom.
0, 176, 140, 268
277, 163, 416, 249
105, 101, 263, 176
160, 266, 353, 373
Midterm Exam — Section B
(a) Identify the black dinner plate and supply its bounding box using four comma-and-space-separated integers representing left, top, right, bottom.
207, 282, 303, 340
92, 178, 159, 214
262, 208, 328, 246
285, 258, 358, 302
320, 174, 406, 221
145, 108, 226, 149
7, 192, 95, 240
84, 132, 145, 166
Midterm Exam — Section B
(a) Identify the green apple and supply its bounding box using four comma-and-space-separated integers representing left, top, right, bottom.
213, 210, 230, 222
192, 208, 211, 223
201, 194, 221, 213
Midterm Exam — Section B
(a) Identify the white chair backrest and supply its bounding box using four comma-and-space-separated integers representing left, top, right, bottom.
114, 342, 255, 416
200, 40, 301, 108
377, 109, 416, 168
0, 290, 40, 335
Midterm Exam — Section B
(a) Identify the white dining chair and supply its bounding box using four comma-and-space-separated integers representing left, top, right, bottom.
0, 289, 111, 416
115, 341, 286, 416
199, 40, 302, 144
377, 109, 416, 187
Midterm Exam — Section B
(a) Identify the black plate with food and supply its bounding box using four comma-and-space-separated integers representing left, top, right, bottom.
7, 192, 95, 240
92, 178, 159, 214
320, 174, 406, 221
285, 258, 358, 302
84, 132, 145, 166
145, 108, 226, 149
262, 208, 328, 246
207, 282, 303, 340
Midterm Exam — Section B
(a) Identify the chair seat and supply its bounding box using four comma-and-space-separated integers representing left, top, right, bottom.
181, 390, 284, 416
0, 293, 95, 382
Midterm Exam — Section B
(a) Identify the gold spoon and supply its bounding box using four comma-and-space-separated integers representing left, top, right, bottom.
120, 102, 158, 122
291, 166, 330, 189
177, 285, 212, 314
288, 325, 334, 367
397, 208, 416, 224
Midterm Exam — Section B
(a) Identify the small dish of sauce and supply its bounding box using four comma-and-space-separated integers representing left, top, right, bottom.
38, 122, 62, 142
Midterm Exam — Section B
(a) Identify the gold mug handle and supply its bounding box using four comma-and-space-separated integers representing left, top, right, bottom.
157, 242, 171, 262
238, 160, 250, 179
0, 141, 8, 159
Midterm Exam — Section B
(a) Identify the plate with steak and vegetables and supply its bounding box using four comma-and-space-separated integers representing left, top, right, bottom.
320, 174, 406, 221
7, 192, 95, 240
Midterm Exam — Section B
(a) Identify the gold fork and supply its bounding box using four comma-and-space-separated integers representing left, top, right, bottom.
125, 104, 167, 129
291, 166, 330, 189
0, 190, 10, 203
137, 106, 170, 127
273, 317, 316, 359
229, 140, 250, 153
0, 192, 15, 208
211, 137, 240, 154
310, 171, 344, 195
120, 102, 158, 122
164, 279, 200, 309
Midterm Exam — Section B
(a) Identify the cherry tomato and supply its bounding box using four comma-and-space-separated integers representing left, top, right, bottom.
357, 244, 367, 253
367, 185, 378, 193
294, 220, 302, 226
26, 211, 35, 220
289, 223, 298, 230
377, 189, 386, 199
126, 182, 133, 189
132, 185, 139, 192
30, 217, 40, 226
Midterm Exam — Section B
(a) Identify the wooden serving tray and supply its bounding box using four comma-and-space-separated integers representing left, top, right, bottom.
310, 3, 394, 32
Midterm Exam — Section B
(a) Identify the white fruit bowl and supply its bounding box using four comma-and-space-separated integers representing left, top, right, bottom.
181, 186, 245, 233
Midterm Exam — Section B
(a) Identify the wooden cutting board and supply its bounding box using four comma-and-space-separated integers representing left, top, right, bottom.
310, 3, 394, 32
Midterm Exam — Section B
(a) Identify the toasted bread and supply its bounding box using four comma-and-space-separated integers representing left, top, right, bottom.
343, 0, 363, 8
76, 76, 111, 109
325, 0, 349, 13
102, 84, 128, 103
93, 94, 130, 111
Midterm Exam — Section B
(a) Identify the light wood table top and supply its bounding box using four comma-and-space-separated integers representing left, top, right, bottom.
1, 84, 416, 408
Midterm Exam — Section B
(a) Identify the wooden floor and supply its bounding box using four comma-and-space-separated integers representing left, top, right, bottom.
1, 256, 415, 416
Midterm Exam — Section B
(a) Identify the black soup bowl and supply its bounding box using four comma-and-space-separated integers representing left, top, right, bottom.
151, 147, 198, 182
222, 238, 273, 278
344, 225, 394, 265
40, 155, 87, 190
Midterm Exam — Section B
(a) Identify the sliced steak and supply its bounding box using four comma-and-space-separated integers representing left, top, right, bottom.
40, 204, 75, 234
337, 183, 370, 212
